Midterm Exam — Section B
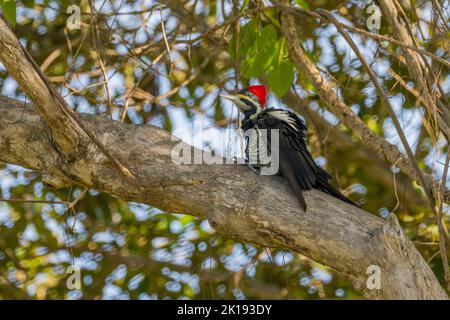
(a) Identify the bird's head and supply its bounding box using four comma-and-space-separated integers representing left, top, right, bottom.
220, 85, 267, 115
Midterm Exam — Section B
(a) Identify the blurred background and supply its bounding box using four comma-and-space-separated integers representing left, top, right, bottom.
0, 0, 448, 299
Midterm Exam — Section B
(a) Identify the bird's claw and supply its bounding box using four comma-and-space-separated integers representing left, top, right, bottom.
246, 164, 260, 175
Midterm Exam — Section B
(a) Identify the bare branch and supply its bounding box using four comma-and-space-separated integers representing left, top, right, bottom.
378, 0, 450, 138
271, 1, 450, 68
317, 8, 450, 288
0, 17, 137, 185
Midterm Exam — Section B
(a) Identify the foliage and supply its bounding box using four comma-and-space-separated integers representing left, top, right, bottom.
0, 0, 448, 299
229, 21, 294, 96
0, 0, 16, 26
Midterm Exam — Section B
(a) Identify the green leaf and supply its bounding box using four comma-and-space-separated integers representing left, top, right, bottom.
295, 0, 310, 10
242, 24, 278, 78
1, 0, 16, 26
267, 38, 295, 97
228, 19, 259, 60
263, 7, 281, 28
240, 0, 250, 12
22, 0, 34, 9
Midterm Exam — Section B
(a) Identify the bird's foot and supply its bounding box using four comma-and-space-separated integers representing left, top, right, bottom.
246, 164, 260, 175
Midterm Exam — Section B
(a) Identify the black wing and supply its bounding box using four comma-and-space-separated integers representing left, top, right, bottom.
255, 109, 317, 210
256, 109, 356, 210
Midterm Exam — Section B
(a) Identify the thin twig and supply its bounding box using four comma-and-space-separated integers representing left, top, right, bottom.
89, 0, 114, 117
159, 4, 173, 76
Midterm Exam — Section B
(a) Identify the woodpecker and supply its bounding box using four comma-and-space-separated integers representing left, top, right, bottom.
221, 85, 357, 211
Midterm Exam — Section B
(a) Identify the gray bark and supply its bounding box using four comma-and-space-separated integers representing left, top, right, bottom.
0, 96, 447, 299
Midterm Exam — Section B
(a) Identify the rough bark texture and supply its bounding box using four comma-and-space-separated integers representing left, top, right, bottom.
0, 96, 447, 299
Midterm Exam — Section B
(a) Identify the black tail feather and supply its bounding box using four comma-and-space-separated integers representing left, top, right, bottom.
282, 170, 307, 211
279, 157, 308, 211
292, 183, 307, 212
316, 180, 359, 208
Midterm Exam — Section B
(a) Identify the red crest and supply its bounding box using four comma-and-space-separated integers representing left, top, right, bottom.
247, 85, 267, 108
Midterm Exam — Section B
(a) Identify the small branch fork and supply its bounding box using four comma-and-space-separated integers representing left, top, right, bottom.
0, 17, 138, 186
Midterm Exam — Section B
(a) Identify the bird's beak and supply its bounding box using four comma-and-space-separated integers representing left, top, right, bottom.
220, 93, 249, 111
220, 94, 240, 103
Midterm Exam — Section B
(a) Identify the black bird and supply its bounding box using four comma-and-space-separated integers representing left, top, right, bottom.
221, 84, 357, 211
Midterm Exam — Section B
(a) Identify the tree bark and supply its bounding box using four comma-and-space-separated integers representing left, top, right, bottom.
0, 96, 447, 299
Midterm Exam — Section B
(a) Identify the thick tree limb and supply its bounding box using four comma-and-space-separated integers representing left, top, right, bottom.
0, 96, 447, 299
0, 18, 85, 155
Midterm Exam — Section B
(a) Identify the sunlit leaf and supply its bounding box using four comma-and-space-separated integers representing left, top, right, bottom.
240, 0, 250, 12
267, 38, 294, 97
242, 25, 278, 78
228, 19, 259, 60
295, 0, 310, 10
1, 0, 16, 26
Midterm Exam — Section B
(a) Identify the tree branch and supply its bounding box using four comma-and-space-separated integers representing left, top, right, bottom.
317, 8, 450, 287
271, 1, 450, 68
377, 0, 450, 139
0, 17, 136, 184
0, 96, 446, 299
